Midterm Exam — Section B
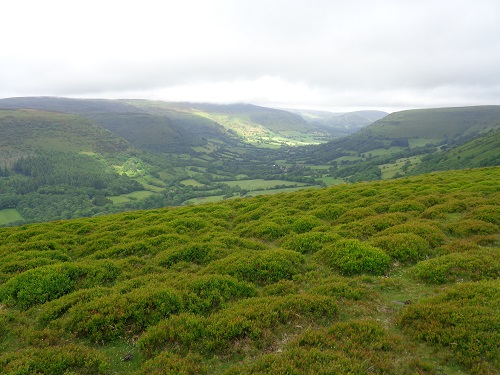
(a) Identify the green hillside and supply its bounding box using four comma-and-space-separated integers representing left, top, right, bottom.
291, 109, 388, 136
301, 105, 500, 182
368, 105, 500, 139
0, 109, 133, 155
0, 167, 498, 374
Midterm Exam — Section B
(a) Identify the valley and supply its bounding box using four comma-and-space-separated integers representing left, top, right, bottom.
0, 98, 499, 226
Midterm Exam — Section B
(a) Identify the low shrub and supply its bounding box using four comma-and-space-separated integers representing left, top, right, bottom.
421, 199, 468, 218
411, 248, 500, 284
446, 219, 498, 237
465, 205, 500, 225
281, 232, 339, 254
225, 320, 402, 375
136, 352, 207, 375
311, 204, 348, 221
0, 261, 120, 309
336, 207, 377, 224
316, 239, 391, 276
203, 249, 305, 285
388, 200, 426, 213
139, 294, 338, 356
370, 233, 431, 263
290, 215, 324, 234
377, 222, 446, 248
0, 344, 107, 374
398, 280, 500, 373
156, 243, 228, 267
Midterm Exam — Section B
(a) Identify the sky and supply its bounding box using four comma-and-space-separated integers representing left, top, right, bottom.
1, 0, 500, 113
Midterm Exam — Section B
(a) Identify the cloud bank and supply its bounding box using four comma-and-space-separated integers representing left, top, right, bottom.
2, 0, 499, 112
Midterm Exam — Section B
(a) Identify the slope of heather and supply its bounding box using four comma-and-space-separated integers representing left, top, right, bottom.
0, 167, 498, 374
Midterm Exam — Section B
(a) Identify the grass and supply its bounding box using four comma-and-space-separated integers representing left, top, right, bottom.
223, 179, 310, 190
108, 190, 157, 204
0, 209, 23, 225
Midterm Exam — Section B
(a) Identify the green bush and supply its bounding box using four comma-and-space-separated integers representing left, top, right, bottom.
370, 233, 431, 263
465, 205, 500, 225
446, 219, 498, 237
281, 232, 339, 254
377, 222, 446, 248
411, 248, 500, 284
139, 295, 338, 356
203, 249, 305, 285
135, 352, 207, 375
226, 320, 401, 375
398, 280, 500, 373
290, 215, 324, 234
0, 344, 107, 374
336, 207, 377, 224
0, 263, 117, 309
421, 199, 468, 218
316, 239, 391, 276
156, 243, 228, 267
311, 204, 348, 221
388, 200, 426, 213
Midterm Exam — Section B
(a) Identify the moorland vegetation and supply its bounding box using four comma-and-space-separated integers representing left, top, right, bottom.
0, 167, 498, 374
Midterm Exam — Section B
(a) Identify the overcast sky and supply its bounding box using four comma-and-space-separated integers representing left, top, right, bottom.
2, 0, 499, 112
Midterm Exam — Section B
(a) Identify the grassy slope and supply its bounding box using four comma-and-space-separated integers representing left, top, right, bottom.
367, 105, 500, 139
0, 109, 133, 155
0, 167, 498, 374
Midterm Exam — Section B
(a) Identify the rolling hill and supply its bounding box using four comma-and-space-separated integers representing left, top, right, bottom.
0, 167, 498, 374
301, 105, 500, 181
289, 108, 388, 136
1, 99, 499, 226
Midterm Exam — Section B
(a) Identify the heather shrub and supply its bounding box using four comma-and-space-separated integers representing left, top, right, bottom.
0, 261, 120, 309
336, 207, 377, 224
0, 344, 107, 374
202, 249, 305, 285
465, 205, 500, 225
281, 232, 339, 254
388, 200, 426, 213
377, 222, 446, 248
290, 215, 324, 234
136, 352, 207, 375
316, 239, 391, 276
446, 219, 498, 237
370, 233, 431, 263
421, 199, 468, 218
156, 243, 228, 267
226, 320, 401, 375
237, 220, 290, 241
411, 248, 500, 284
139, 295, 338, 356
311, 204, 348, 221
398, 280, 500, 373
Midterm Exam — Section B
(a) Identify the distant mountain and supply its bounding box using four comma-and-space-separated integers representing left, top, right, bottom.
0, 97, 334, 149
285, 108, 388, 136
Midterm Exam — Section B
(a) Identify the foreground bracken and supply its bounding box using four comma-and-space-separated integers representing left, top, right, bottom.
0, 167, 499, 374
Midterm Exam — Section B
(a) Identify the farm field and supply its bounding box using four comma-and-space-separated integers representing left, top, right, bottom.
0, 209, 23, 226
